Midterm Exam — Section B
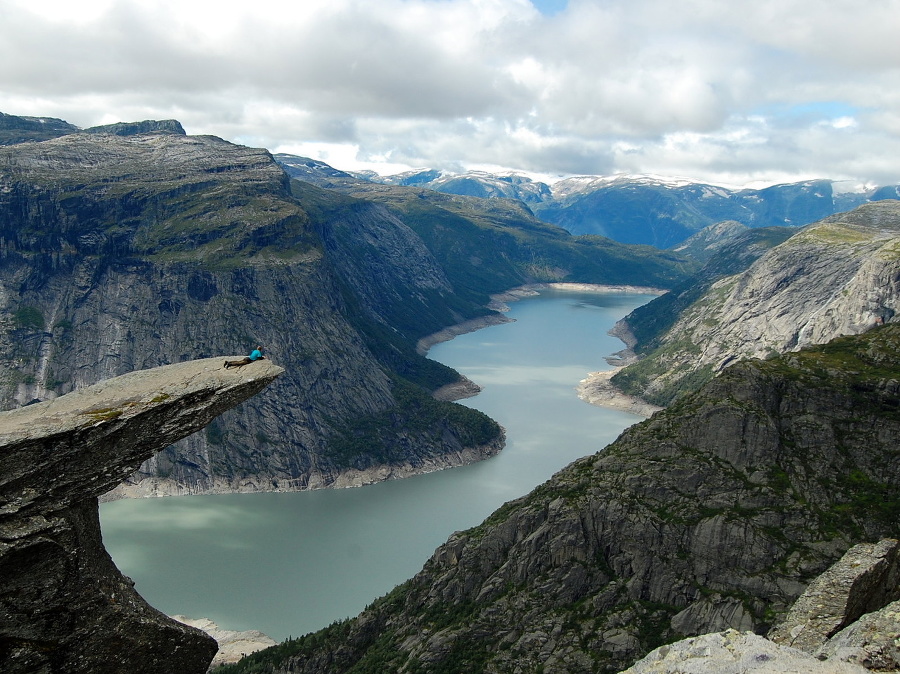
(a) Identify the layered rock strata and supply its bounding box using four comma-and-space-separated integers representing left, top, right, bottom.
0, 358, 282, 673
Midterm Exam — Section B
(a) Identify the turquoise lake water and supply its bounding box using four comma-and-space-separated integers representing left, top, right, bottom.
100, 288, 653, 641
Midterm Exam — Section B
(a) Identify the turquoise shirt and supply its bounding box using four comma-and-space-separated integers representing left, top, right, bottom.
249, 349, 263, 361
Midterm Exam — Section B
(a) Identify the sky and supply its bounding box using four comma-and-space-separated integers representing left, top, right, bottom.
2, 0, 900, 188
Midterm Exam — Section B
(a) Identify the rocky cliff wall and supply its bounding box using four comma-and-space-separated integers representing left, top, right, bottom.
613, 200, 900, 406
0, 130, 503, 497
625, 539, 900, 673
0, 358, 282, 673
234, 325, 900, 674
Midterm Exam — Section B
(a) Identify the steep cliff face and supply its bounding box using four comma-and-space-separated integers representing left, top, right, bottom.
227, 325, 900, 674
0, 129, 502, 497
613, 201, 900, 406
0, 358, 282, 673
616, 225, 796, 362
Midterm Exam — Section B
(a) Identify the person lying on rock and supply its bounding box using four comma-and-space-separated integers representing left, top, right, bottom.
224, 346, 267, 369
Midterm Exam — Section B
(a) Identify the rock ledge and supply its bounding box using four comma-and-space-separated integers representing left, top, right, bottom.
0, 357, 282, 673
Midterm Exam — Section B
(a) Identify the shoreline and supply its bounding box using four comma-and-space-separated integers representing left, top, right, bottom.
106, 282, 666, 501
418, 282, 666, 358
576, 368, 663, 418
421, 282, 666, 413
488, 282, 666, 312
416, 313, 514, 357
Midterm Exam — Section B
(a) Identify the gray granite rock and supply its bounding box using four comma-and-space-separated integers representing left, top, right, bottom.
0, 358, 282, 673
615, 200, 900, 406
769, 539, 900, 652
817, 599, 900, 671
620, 629, 870, 674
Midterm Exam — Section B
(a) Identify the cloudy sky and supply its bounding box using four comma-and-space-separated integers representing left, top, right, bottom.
2, 0, 900, 187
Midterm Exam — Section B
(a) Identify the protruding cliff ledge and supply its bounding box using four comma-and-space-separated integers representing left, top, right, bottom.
0, 357, 283, 674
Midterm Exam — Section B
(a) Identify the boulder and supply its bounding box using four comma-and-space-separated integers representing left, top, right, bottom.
621, 629, 870, 674
816, 599, 900, 671
769, 539, 900, 652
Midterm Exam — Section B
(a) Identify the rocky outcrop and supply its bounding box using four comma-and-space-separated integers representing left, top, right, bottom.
769, 539, 900, 652
613, 200, 900, 406
621, 629, 871, 674
816, 600, 900, 671
768, 538, 900, 671
0, 357, 282, 673
624, 539, 900, 673
228, 325, 900, 674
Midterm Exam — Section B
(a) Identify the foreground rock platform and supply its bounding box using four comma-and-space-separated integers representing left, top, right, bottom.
0, 357, 283, 673
621, 629, 871, 674
623, 539, 900, 673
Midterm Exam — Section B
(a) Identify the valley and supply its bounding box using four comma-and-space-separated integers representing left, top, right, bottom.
0, 112, 898, 674
100, 288, 655, 643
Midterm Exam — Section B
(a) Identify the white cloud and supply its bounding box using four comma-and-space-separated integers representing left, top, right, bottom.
1, 0, 900, 186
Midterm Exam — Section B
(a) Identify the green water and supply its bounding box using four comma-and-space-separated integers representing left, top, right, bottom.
100, 289, 653, 641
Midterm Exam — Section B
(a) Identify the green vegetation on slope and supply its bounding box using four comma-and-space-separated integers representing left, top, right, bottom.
326, 375, 501, 466
316, 180, 696, 304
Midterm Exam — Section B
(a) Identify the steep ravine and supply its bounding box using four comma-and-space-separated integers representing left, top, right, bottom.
223, 325, 900, 673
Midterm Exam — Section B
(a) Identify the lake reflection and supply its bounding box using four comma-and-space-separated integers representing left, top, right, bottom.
100, 289, 653, 641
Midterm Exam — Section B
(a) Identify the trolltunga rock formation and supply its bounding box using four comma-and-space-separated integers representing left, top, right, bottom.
0, 357, 283, 674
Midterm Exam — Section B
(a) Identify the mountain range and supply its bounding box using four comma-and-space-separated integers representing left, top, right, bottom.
338, 163, 900, 248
